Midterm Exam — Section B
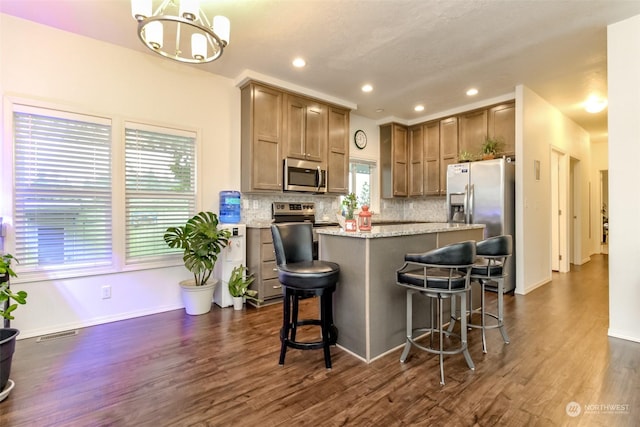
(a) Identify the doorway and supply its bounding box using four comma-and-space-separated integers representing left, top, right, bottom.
600, 170, 609, 254
551, 148, 568, 272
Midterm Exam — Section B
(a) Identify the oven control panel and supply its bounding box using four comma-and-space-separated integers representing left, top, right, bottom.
272, 202, 315, 215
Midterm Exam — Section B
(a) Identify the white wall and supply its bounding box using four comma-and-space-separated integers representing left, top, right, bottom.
0, 15, 240, 338
349, 113, 379, 162
516, 85, 592, 294
607, 14, 640, 343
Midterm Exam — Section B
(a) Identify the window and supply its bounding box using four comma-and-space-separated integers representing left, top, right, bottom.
124, 123, 196, 263
348, 159, 378, 212
13, 106, 112, 271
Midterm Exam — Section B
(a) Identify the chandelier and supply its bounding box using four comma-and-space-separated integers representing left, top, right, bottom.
131, 0, 230, 64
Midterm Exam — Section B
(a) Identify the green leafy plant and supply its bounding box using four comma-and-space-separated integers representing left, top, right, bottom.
228, 264, 261, 303
341, 192, 358, 220
458, 150, 475, 162
481, 136, 503, 156
164, 212, 231, 286
1, 254, 28, 321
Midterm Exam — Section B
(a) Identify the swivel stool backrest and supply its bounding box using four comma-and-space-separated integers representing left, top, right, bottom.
396, 240, 476, 385
271, 223, 340, 369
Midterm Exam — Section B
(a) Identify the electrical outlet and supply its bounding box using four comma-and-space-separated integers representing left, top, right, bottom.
253, 200, 259, 209
243, 199, 249, 209
101, 285, 111, 299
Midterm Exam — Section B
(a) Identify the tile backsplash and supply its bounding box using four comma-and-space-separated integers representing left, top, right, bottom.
240, 193, 447, 225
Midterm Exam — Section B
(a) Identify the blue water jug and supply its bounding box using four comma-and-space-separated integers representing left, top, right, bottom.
219, 191, 241, 223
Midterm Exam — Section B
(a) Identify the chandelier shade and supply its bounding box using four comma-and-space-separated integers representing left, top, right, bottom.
131, 0, 230, 64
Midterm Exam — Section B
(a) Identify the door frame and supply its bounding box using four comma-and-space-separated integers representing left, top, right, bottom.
551, 147, 569, 273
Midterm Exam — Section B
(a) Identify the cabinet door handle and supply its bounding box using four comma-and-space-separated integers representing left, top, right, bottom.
272, 285, 282, 289
272, 268, 278, 272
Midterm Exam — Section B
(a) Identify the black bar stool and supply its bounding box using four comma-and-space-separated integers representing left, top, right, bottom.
396, 240, 476, 385
271, 223, 340, 369
468, 235, 513, 353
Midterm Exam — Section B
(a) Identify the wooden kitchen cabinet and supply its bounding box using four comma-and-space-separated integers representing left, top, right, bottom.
381, 101, 514, 199
439, 117, 458, 196
488, 102, 515, 157
459, 109, 488, 158
327, 106, 350, 193
240, 82, 284, 192
424, 120, 441, 195
247, 227, 283, 306
241, 80, 350, 193
408, 125, 424, 196
284, 94, 327, 163
380, 123, 408, 198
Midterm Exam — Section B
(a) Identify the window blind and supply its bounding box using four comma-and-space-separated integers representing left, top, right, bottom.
13, 110, 113, 270
125, 125, 196, 262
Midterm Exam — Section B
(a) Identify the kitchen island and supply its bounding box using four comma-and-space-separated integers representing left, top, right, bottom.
316, 223, 484, 363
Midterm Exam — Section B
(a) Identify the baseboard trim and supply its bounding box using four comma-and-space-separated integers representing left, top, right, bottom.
17, 304, 183, 340
608, 329, 640, 344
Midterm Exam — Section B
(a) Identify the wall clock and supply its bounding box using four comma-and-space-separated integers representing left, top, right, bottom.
354, 129, 367, 149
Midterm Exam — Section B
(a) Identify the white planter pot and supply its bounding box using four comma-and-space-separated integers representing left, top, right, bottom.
179, 279, 218, 315
232, 296, 244, 310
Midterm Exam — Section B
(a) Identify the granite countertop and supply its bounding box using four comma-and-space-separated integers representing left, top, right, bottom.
315, 222, 485, 239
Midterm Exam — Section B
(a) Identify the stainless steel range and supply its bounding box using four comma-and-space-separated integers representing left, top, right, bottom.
272, 202, 316, 224
271, 202, 336, 259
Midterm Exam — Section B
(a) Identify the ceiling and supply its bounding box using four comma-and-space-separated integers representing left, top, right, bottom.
3, 0, 640, 144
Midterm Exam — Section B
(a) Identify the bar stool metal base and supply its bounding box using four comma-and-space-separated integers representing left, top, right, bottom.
400, 288, 474, 385
468, 278, 510, 353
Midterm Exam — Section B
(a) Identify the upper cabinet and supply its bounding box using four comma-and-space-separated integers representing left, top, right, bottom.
439, 117, 458, 196
241, 82, 284, 192
380, 123, 408, 198
458, 102, 515, 161
284, 94, 328, 163
488, 102, 515, 158
424, 121, 441, 196
327, 106, 350, 194
241, 80, 350, 193
459, 109, 488, 157
408, 125, 424, 196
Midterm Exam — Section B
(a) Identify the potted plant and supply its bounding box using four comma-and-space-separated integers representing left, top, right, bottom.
481, 136, 503, 160
164, 212, 231, 315
227, 264, 260, 310
458, 150, 475, 162
341, 192, 358, 232
1, 253, 27, 399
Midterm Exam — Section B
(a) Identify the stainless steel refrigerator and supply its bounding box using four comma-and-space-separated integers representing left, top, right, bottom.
447, 158, 515, 292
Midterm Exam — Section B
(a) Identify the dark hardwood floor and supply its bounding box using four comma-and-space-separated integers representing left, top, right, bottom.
1, 254, 638, 426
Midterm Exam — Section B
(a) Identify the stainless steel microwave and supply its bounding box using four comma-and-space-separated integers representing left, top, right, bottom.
283, 158, 327, 193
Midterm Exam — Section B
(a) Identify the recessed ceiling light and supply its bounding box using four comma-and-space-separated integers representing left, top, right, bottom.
584, 95, 607, 113
362, 84, 373, 92
466, 88, 478, 96
414, 105, 425, 112
292, 57, 306, 68
375, 108, 384, 113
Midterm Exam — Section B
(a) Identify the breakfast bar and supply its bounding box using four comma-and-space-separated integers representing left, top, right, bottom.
316, 223, 484, 363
